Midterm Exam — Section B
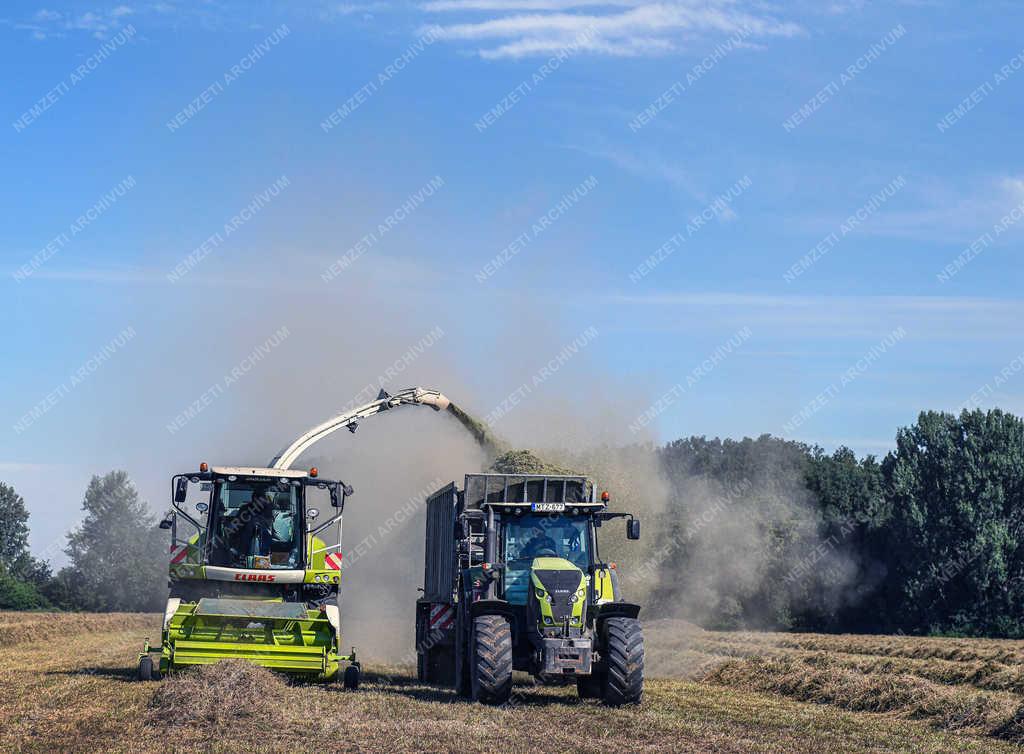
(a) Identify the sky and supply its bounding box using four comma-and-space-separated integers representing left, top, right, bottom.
1, 0, 1023, 564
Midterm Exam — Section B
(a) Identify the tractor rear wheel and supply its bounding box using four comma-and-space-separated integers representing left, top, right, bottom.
470, 615, 512, 705
602, 617, 644, 706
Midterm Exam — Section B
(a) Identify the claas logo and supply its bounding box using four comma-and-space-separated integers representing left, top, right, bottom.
234, 573, 276, 582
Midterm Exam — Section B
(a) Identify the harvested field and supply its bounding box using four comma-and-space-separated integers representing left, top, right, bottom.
2, 611, 1023, 753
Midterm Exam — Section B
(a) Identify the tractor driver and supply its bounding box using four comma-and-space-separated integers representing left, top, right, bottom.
520, 523, 558, 559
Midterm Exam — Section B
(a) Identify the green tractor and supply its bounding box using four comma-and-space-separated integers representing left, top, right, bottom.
139, 463, 360, 685
415, 474, 644, 705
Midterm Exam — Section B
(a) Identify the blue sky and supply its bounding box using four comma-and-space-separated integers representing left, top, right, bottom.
1, 0, 1023, 560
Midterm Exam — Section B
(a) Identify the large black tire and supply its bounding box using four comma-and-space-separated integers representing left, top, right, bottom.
470, 615, 513, 705
602, 617, 644, 706
137, 656, 153, 682
343, 664, 360, 690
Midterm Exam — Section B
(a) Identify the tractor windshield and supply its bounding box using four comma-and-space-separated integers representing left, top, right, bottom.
207, 479, 302, 569
503, 514, 590, 604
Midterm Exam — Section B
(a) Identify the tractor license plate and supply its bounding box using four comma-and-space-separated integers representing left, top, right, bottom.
531, 503, 565, 512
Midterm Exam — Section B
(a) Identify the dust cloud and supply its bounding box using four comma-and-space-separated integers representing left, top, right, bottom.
142, 259, 858, 661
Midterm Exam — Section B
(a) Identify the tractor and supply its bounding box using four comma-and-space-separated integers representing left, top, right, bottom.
415, 473, 645, 705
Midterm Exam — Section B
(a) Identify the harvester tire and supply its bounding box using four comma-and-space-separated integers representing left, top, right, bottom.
602, 617, 643, 706
137, 656, 154, 682
343, 665, 360, 690
471, 615, 512, 705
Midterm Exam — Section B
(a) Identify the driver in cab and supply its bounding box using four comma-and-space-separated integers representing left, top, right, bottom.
520, 524, 558, 559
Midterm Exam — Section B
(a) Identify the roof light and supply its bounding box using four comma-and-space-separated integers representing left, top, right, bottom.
601, 491, 610, 502
200, 462, 209, 473
309, 467, 318, 478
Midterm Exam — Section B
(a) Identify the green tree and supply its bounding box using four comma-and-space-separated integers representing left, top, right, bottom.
61, 471, 167, 612
0, 482, 31, 570
883, 409, 1024, 636
0, 481, 54, 599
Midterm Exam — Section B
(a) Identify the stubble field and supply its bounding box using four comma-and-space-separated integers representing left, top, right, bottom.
2, 612, 1023, 753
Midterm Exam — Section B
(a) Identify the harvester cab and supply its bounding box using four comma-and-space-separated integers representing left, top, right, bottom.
416, 474, 645, 706
138, 463, 360, 687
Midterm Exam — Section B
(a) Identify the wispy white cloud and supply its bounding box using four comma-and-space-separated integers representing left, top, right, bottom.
799, 175, 1024, 243
603, 292, 1024, 340
567, 143, 709, 202
419, 0, 803, 58
13, 6, 137, 39
333, 2, 390, 15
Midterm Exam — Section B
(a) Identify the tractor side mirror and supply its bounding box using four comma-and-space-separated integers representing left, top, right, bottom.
174, 477, 188, 503
627, 519, 641, 540
159, 516, 174, 530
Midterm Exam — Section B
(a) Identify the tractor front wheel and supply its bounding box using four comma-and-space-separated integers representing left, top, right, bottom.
137, 656, 154, 682
602, 617, 644, 706
470, 615, 512, 705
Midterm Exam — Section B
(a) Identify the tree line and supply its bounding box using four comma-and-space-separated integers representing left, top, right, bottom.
2, 408, 1023, 637
0, 471, 165, 612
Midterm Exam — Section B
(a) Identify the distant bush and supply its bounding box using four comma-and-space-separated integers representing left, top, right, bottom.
0, 565, 50, 610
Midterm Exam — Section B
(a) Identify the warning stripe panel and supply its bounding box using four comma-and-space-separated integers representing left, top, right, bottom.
324, 552, 343, 570
429, 603, 454, 630
170, 545, 189, 564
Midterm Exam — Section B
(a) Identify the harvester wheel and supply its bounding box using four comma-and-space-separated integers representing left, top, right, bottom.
343, 665, 360, 690
137, 656, 154, 682
602, 617, 644, 706
470, 615, 512, 705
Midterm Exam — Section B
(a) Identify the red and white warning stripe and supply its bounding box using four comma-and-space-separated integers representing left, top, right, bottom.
169, 544, 189, 564
324, 552, 343, 570
429, 603, 455, 630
